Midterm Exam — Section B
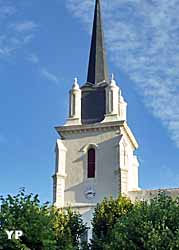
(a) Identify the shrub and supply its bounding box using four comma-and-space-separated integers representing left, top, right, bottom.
0, 189, 88, 250
91, 196, 133, 250
101, 193, 179, 250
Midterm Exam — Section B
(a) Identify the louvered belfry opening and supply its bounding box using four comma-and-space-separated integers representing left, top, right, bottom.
88, 148, 96, 178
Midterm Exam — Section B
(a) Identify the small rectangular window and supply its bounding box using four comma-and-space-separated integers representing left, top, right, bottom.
88, 148, 95, 178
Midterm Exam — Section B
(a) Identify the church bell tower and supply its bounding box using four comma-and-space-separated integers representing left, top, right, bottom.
53, 0, 140, 234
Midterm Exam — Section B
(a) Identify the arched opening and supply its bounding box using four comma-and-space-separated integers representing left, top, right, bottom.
87, 148, 96, 178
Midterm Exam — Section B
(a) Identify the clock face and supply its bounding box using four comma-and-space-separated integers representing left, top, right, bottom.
84, 187, 96, 200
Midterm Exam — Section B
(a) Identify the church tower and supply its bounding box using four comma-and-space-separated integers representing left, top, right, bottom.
53, 0, 140, 235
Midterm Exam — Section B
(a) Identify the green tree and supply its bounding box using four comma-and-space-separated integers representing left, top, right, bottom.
0, 189, 88, 250
91, 196, 133, 250
53, 207, 88, 250
103, 193, 179, 250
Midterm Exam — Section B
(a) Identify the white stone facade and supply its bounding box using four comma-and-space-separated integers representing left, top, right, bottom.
53, 0, 140, 239
53, 74, 140, 239
61, 123, 139, 202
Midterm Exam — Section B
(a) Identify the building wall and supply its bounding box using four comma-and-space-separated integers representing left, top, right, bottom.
63, 129, 120, 206
54, 123, 139, 208
128, 188, 179, 202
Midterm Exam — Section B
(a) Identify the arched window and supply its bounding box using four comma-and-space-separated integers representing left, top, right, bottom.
87, 148, 96, 178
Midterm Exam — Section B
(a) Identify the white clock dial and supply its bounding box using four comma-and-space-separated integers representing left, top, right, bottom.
84, 187, 96, 200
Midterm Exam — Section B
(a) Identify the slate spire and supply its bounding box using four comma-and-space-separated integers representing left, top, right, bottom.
87, 0, 109, 85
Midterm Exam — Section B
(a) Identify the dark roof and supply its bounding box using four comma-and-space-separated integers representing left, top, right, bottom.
87, 0, 109, 85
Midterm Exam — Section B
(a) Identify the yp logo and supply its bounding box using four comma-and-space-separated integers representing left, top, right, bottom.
5, 230, 23, 240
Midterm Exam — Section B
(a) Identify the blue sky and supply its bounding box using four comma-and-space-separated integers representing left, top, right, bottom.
0, 0, 179, 203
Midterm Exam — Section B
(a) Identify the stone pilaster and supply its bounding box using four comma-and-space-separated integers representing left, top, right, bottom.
53, 139, 67, 208
119, 168, 128, 195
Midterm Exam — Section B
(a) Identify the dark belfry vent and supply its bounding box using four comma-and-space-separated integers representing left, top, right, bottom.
81, 85, 106, 124
87, 0, 109, 85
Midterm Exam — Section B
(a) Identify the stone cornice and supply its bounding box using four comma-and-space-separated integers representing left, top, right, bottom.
56, 121, 124, 135
55, 120, 138, 150
52, 173, 67, 179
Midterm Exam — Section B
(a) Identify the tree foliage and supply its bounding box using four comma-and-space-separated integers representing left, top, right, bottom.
91, 196, 133, 250
92, 193, 179, 250
0, 189, 87, 250
1, 190, 179, 250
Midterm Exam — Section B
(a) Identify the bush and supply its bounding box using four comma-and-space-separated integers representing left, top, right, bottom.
91, 196, 133, 250
97, 193, 179, 250
0, 189, 88, 250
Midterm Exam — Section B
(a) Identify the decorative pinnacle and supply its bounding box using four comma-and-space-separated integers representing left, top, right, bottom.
74, 77, 78, 84
72, 77, 79, 89
110, 73, 116, 86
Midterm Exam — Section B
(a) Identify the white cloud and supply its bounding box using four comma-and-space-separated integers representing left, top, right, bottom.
0, 47, 15, 56
26, 54, 61, 86
41, 69, 60, 85
10, 21, 38, 33
27, 54, 39, 64
66, 0, 179, 148
0, 1, 38, 58
0, 4, 16, 18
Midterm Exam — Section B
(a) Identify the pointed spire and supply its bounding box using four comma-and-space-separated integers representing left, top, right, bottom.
87, 0, 109, 85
